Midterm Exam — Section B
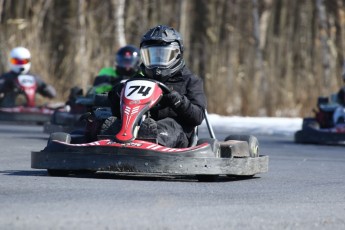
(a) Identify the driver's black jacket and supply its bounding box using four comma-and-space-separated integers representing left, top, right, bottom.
0, 71, 56, 106
108, 66, 207, 140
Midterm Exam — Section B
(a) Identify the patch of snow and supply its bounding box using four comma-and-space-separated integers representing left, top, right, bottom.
201, 114, 303, 137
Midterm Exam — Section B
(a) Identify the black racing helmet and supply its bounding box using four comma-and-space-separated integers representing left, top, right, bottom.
115, 45, 141, 77
140, 25, 185, 82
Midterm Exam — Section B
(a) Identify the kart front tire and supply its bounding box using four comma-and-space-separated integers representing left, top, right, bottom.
196, 175, 219, 182
100, 116, 118, 135
47, 169, 70, 177
47, 169, 96, 177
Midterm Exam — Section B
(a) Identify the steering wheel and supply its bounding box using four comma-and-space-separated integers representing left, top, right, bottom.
147, 81, 171, 110
156, 81, 172, 94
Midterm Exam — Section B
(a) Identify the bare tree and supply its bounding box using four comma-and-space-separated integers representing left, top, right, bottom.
0, 0, 4, 23
178, 0, 188, 43
316, 0, 332, 95
76, 0, 87, 90
1, 0, 345, 116
112, 0, 126, 47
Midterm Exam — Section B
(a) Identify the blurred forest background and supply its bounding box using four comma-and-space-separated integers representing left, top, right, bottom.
1, 0, 345, 117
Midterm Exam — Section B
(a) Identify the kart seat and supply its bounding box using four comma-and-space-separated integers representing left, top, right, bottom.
316, 107, 336, 128
317, 96, 329, 106
316, 96, 338, 128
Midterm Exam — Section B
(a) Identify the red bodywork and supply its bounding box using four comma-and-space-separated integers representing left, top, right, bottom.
0, 75, 60, 118
55, 139, 209, 153
115, 80, 163, 142
15, 74, 38, 107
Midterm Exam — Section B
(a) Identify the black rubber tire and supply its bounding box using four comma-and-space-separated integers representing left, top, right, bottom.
294, 130, 303, 143
47, 169, 96, 177
99, 116, 118, 135
226, 174, 255, 179
196, 175, 219, 182
224, 135, 259, 158
47, 169, 70, 177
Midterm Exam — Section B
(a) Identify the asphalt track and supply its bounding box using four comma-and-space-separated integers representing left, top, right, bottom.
0, 122, 344, 230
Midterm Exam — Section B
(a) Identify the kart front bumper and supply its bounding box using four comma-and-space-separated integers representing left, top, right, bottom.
31, 149, 268, 176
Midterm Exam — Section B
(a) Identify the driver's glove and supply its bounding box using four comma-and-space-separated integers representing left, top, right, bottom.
161, 91, 184, 109
42, 85, 57, 99
79, 111, 95, 122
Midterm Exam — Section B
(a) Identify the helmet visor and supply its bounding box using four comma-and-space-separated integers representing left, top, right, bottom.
140, 43, 180, 68
10, 58, 30, 65
115, 51, 139, 69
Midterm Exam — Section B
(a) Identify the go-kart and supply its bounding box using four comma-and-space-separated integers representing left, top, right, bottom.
295, 95, 345, 145
0, 74, 62, 124
43, 83, 114, 134
32, 78, 269, 181
44, 68, 121, 133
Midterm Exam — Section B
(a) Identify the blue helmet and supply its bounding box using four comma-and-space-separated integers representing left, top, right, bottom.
115, 45, 141, 77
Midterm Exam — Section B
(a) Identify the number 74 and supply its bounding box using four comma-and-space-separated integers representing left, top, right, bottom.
127, 85, 152, 97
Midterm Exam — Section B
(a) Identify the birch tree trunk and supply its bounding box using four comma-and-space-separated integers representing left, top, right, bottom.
252, 0, 269, 114
77, 0, 87, 90
0, 0, 4, 23
112, 0, 126, 47
316, 0, 331, 95
336, 0, 345, 81
179, 0, 188, 45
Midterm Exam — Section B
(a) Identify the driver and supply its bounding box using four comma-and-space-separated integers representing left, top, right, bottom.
83, 45, 142, 141
336, 72, 345, 106
0, 47, 56, 107
66, 45, 141, 109
92, 45, 141, 94
333, 72, 345, 124
103, 25, 207, 148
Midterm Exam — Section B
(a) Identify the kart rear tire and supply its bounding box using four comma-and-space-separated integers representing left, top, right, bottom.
47, 169, 70, 177
48, 132, 71, 144
294, 130, 303, 143
224, 135, 259, 157
196, 175, 219, 182
47, 169, 96, 177
226, 174, 255, 179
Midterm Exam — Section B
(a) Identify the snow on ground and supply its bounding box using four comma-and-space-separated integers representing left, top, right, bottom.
203, 114, 303, 137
